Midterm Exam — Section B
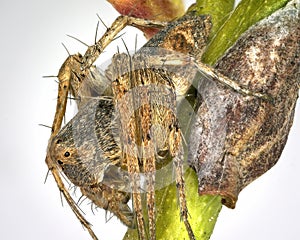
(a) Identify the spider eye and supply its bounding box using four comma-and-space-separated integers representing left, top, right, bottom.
64, 151, 70, 157
157, 149, 169, 159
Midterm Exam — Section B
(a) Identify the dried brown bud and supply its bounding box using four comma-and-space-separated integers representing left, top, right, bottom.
188, 1, 300, 208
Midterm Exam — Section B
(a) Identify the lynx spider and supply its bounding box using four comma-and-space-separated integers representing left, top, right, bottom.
45, 13, 270, 240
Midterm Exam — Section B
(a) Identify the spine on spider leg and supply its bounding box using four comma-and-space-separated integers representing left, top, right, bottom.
50, 56, 81, 135
81, 15, 167, 71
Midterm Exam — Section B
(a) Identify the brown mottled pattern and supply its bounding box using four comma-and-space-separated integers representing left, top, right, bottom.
188, 3, 299, 208
109, 52, 180, 239
105, 13, 212, 240
49, 98, 135, 226
47, 12, 212, 240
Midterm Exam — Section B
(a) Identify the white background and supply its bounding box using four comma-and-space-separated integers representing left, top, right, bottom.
0, 0, 299, 239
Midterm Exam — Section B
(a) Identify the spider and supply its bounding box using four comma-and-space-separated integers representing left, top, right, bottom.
45, 11, 271, 240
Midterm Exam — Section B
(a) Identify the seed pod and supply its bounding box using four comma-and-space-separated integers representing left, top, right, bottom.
188, 1, 300, 208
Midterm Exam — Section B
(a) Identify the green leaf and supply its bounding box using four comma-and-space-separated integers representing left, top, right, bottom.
188, 0, 235, 38
202, 0, 290, 65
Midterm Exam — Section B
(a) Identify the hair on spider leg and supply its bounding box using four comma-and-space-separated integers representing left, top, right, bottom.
61, 42, 71, 56
60, 191, 87, 216
69, 184, 79, 196
66, 34, 90, 48
59, 190, 65, 207
89, 69, 97, 80
90, 202, 96, 215
38, 124, 52, 129
137, 182, 149, 194
71, 69, 83, 83
105, 209, 115, 224
134, 34, 138, 54
121, 38, 131, 56
78, 196, 92, 209
58, 170, 73, 188
68, 92, 73, 106
88, 201, 100, 216
55, 86, 75, 125
42, 75, 58, 78
79, 221, 94, 233
94, 21, 100, 45
94, 204, 100, 211
67, 96, 81, 101
42, 75, 60, 84
77, 194, 87, 206
67, 90, 81, 106
112, 32, 127, 43
44, 169, 51, 184
96, 13, 109, 30
62, 106, 67, 125
43, 167, 71, 188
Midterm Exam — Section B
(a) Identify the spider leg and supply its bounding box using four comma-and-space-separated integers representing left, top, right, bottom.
117, 88, 148, 239
46, 15, 167, 240
45, 55, 98, 240
194, 60, 273, 101
170, 128, 196, 240
81, 15, 167, 70
140, 53, 273, 101
126, 150, 147, 240
144, 155, 156, 240
46, 157, 98, 240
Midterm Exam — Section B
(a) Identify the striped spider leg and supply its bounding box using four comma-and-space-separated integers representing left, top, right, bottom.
45, 15, 167, 240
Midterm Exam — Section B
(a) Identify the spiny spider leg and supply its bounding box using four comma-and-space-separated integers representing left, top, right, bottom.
173, 143, 195, 240
46, 15, 166, 240
81, 15, 168, 70
127, 52, 272, 102
194, 60, 273, 101
45, 55, 98, 240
